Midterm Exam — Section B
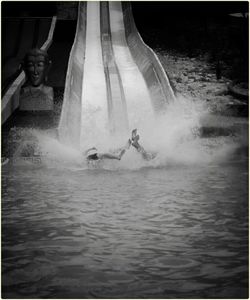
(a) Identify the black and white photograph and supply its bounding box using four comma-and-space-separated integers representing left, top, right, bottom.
1, 1, 249, 298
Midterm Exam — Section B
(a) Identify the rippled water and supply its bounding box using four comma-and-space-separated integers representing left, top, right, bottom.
2, 155, 248, 298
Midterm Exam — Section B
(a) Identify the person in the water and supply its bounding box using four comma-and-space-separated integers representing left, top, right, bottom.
131, 129, 157, 161
84, 139, 131, 162
84, 129, 156, 163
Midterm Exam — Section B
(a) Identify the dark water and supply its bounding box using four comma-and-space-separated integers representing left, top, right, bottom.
2, 157, 248, 298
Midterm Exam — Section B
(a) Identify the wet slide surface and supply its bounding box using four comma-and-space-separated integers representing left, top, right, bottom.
109, 1, 153, 133
80, 2, 108, 145
59, 2, 163, 148
100, 2, 129, 134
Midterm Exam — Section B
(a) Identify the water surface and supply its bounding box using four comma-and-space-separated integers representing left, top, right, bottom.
2, 156, 248, 298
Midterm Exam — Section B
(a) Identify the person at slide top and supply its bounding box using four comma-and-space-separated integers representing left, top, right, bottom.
84, 129, 157, 163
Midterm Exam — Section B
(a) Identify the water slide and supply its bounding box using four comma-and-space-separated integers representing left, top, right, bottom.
58, 2, 176, 148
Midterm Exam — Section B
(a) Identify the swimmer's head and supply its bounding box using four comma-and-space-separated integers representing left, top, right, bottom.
86, 148, 98, 156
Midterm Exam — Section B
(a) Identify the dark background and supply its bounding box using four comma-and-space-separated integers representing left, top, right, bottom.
132, 2, 249, 82
2, 1, 249, 82
2, 1, 248, 19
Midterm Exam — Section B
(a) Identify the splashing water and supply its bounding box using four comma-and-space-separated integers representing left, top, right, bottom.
8, 95, 244, 171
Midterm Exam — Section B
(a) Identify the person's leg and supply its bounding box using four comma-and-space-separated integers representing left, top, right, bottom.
98, 153, 121, 160
132, 129, 137, 140
116, 139, 132, 159
132, 134, 157, 161
131, 136, 147, 155
112, 139, 131, 153
99, 139, 131, 160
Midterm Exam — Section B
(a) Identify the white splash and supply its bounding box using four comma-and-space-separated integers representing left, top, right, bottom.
12, 95, 243, 171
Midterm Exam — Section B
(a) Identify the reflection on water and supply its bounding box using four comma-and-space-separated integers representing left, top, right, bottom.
2, 157, 248, 298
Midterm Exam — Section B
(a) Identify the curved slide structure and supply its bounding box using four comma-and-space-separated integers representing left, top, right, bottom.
59, 1, 175, 148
